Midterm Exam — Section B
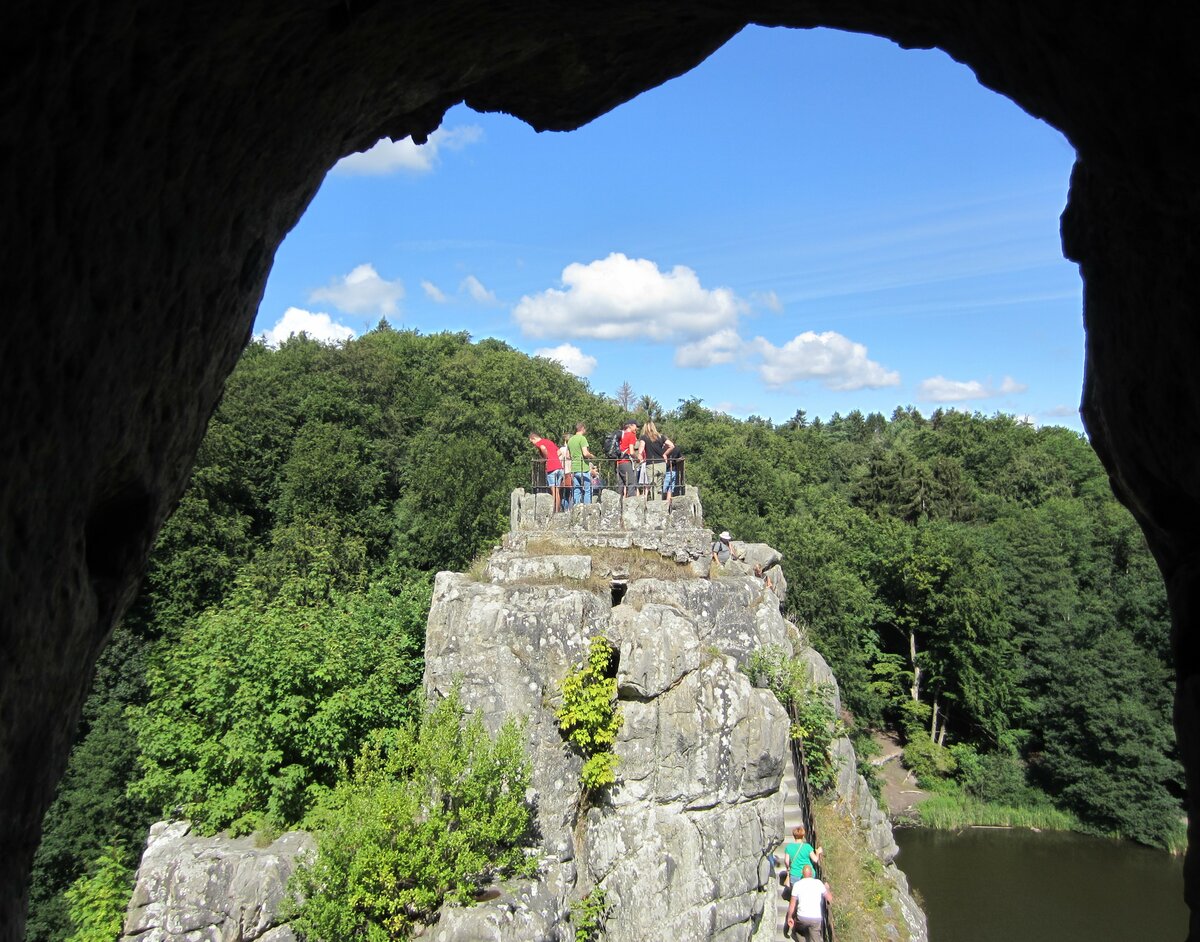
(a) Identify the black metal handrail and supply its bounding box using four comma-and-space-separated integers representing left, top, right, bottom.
529, 456, 686, 501
786, 701, 836, 942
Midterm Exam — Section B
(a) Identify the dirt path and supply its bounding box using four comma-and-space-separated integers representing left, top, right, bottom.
870, 730, 931, 819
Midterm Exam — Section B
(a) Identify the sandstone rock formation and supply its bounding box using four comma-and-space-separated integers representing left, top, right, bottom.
115, 490, 924, 941
6, 5, 1200, 938
423, 489, 925, 940
120, 821, 311, 942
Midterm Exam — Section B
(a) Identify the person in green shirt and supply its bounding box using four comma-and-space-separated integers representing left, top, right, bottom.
567, 422, 595, 506
785, 825, 823, 885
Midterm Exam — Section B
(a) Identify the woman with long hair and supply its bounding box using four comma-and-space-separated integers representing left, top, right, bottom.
639, 419, 674, 500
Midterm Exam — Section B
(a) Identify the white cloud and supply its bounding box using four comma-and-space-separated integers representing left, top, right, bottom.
750, 331, 900, 391
310, 263, 404, 316
262, 307, 356, 347
675, 328, 744, 368
332, 124, 484, 176
918, 374, 1028, 402
461, 274, 498, 305
751, 290, 783, 313
918, 376, 991, 402
513, 253, 744, 342
534, 343, 598, 377
712, 401, 761, 417
421, 280, 448, 303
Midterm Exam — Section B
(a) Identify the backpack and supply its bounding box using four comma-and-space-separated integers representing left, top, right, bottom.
603, 429, 623, 460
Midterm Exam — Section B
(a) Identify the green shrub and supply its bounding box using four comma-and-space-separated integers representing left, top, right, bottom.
557, 637, 623, 794
747, 645, 841, 793
288, 691, 536, 941
901, 731, 956, 786
571, 886, 610, 942
958, 749, 1032, 805
128, 576, 429, 835
63, 846, 133, 942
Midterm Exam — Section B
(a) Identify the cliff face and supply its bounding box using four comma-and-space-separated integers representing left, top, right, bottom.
423, 487, 927, 941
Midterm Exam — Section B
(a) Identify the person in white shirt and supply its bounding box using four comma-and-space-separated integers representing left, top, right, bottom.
786, 865, 832, 941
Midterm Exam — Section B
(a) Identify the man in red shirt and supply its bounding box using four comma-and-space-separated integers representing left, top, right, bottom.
529, 433, 562, 512
617, 420, 639, 497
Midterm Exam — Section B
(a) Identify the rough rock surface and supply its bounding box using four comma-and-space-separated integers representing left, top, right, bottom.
120, 822, 311, 942
7, 4, 1200, 938
115, 493, 924, 941
424, 491, 925, 941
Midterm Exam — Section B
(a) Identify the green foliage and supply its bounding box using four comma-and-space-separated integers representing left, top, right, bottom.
901, 731, 957, 787
571, 887, 610, 942
746, 645, 841, 793
288, 692, 535, 941
129, 576, 429, 834
30, 325, 1186, 933
63, 846, 133, 942
557, 638, 623, 794
25, 629, 153, 942
915, 794, 1079, 831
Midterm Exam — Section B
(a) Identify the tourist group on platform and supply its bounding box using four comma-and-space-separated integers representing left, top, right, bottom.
528, 420, 683, 512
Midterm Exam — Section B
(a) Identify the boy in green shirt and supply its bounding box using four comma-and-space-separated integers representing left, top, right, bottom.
567, 422, 594, 505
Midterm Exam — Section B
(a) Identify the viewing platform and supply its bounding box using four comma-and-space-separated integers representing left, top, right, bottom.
508, 486, 709, 562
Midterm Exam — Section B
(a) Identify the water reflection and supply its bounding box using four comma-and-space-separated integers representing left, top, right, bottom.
893, 827, 1187, 941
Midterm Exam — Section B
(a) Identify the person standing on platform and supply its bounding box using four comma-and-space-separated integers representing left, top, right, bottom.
639, 420, 673, 499
568, 422, 595, 506
529, 433, 562, 512
617, 420, 639, 497
558, 437, 572, 509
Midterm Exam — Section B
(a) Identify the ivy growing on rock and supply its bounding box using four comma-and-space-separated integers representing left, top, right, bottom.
557, 637, 624, 794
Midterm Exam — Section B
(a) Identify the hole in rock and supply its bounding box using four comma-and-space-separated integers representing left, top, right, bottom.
610, 580, 627, 607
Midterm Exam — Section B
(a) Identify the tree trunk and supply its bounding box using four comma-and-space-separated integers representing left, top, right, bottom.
930, 694, 940, 741
909, 629, 921, 703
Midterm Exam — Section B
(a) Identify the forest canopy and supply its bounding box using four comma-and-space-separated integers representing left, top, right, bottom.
26, 326, 1184, 940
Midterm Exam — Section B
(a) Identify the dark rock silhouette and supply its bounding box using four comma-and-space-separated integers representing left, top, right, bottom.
2, 4, 1199, 938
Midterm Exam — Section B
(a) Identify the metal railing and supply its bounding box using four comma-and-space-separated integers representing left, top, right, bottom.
529, 456, 686, 505
786, 700, 836, 942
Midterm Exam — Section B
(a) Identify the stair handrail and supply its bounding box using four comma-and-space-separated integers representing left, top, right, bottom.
785, 700, 837, 942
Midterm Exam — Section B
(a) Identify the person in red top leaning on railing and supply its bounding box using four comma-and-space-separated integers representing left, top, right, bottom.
617, 420, 639, 497
529, 432, 563, 513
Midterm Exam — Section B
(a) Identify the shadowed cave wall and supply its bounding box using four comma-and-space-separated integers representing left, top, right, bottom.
2, 2, 1199, 938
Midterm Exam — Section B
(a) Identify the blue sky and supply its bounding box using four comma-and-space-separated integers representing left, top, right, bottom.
255, 25, 1083, 430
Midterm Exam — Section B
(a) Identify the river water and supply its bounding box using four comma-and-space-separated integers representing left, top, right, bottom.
893, 826, 1188, 941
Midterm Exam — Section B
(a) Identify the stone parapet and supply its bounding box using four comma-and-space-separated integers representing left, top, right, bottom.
510, 486, 704, 533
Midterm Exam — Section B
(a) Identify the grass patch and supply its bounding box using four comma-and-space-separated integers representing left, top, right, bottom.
515, 541, 693, 595
914, 794, 1079, 831
812, 798, 909, 942
464, 552, 491, 582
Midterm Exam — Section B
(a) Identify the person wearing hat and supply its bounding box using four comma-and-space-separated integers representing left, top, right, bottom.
712, 531, 732, 565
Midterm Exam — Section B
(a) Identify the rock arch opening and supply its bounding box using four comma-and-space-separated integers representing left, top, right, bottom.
4, 6, 1200, 939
